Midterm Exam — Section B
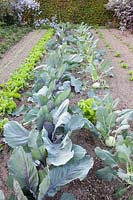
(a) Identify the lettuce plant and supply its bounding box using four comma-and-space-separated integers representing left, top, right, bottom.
78, 98, 98, 123
0, 29, 54, 116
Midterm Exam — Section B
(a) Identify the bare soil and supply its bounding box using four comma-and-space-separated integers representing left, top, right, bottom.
95, 29, 133, 109
0, 30, 46, 84
46, 130, 121, 200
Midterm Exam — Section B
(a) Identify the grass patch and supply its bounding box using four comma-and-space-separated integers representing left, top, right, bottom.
0, 25, 31, 58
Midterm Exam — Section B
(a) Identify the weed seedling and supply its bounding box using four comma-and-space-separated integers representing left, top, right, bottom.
119, 60, 124, 63
114, 52, 121, 57
0, 143, 3, 151
121, 63, 128, 69
129, 76, 133, 81
98, 32, 104, 39
128, 70, 133, 76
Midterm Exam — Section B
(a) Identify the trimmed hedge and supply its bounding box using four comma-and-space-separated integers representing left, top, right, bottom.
38, 0, 113, 25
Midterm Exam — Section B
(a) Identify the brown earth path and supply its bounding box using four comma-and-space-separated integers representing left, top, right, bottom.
94, 29, 133, 109
0, 29, 46, 198
0, 29, 46, 84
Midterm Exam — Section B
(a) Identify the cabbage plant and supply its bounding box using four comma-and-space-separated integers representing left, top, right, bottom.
4, 100, 94, 199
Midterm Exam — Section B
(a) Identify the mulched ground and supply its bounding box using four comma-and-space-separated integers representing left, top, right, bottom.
0, 28, 133, 200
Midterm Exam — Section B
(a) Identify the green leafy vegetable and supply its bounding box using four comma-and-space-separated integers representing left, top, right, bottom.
78, 98, 98, 123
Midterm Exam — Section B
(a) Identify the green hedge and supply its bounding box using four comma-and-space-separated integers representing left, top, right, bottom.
38, 0, 113, 25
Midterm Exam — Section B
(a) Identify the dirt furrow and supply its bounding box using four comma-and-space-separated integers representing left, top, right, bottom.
0, 30, 46, 84
95, 29, 133, 109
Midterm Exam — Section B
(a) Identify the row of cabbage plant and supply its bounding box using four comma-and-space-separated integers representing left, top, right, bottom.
1, 23, 104, 199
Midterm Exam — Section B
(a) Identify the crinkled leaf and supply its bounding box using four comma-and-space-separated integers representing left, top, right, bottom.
4, 121, 29, 148
48, 155, 94, 196
8, 147, 39, 195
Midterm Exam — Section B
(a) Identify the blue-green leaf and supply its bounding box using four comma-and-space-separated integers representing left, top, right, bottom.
61, 193, 75, 200
48, 155, 94, 196
0, 190, 5, 200
4, 121, 29, 148
8, 147, 39, 196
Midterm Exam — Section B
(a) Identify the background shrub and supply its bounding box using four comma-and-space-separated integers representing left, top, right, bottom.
38, 0, 113, 25
12, 0, 41, 25
0, 0, 41, 25
0, 0, 17, 24
0, 0, 114, 26
106, 0, 133, 32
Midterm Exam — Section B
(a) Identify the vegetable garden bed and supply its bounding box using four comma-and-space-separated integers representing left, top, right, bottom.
0, 23, 133, 200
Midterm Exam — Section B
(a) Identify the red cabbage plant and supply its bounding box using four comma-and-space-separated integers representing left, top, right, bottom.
106, 0, 133, 33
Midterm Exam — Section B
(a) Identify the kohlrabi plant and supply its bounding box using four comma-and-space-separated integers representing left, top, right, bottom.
128, 70, 133, 81
95, 132, 133, 185
95, 108, 133, 188
86, 93, 119, 141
